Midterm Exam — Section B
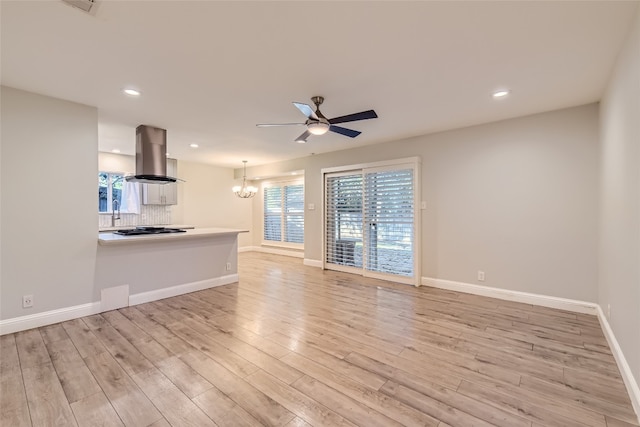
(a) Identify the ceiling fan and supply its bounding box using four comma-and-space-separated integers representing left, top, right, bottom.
256, 96, 378, 143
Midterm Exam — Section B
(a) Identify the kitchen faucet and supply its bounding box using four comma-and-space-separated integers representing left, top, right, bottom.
112, 199, 120, 227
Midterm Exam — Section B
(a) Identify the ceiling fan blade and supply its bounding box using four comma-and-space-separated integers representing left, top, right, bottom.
329, 110, 378, 125
294, 130, 311, 143
256, 123, 306, 127
329, 125, 361, 138
293, 102, 319, 120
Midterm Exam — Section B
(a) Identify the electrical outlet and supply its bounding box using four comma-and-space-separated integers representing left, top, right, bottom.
23, 295, 33, 308
226, 262, 232, 271
477, 271, 485, 281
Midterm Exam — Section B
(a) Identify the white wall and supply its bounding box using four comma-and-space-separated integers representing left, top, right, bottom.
174, 160, 253, 247
99, 151, 135, 173
599, 5, 640, 388
246, 104, 600, 302
421, 105, 599, 300
1, 86, 98, 320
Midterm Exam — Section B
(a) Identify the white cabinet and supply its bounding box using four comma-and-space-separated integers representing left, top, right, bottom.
142, 158, 178, 205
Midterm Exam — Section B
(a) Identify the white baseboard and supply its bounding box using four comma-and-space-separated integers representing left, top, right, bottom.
304, 259, 323, 268
421, 277, 599, 315
596, 306, 640, 422
0, 274, 239, 336
240, 245, 304, 259
129, 274, 239, 306
0, 302, 102, 335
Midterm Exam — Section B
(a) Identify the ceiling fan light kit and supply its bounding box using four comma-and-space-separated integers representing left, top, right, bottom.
257, 96, 378, 143
307, 121, 330, 135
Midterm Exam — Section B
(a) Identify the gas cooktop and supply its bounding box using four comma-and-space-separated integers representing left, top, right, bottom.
114, 227, 187, 236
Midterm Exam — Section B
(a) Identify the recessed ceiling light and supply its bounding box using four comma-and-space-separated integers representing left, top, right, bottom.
189, 143, 199, 148
291, 172, 297, 175
492, 90, 510, 98
295, 139, 306, 144
111, 149, 120, 153
123, 88, 141, 96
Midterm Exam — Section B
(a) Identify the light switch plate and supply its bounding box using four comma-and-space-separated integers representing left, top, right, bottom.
308, 203, 315, 210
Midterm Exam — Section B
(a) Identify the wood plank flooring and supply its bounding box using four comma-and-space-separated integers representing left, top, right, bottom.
1, 252, 638, 426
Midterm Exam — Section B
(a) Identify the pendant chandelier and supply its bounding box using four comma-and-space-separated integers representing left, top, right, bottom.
232, 160, 258, 198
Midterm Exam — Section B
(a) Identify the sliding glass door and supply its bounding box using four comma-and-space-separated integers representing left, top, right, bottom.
324, 161, 418, 285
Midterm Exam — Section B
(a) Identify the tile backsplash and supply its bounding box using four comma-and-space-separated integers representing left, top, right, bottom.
99, 204, 172, 228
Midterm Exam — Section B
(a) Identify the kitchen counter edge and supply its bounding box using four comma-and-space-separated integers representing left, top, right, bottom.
98, 227, 248, 246
98, 224, 195, 232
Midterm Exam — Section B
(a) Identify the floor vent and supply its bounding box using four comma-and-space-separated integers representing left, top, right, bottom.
61, 0, 98, 14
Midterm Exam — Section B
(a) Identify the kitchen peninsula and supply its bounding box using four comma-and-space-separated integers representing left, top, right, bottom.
96, 227, 248, 310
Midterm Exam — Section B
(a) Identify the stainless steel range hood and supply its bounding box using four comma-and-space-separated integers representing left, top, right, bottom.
125, 125, 177, 184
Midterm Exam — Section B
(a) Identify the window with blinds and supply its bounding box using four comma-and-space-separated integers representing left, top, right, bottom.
263, 181, 304, 245
324, 163, 417, 283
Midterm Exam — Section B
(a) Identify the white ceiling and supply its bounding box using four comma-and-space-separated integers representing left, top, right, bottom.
1, 1, 637, 168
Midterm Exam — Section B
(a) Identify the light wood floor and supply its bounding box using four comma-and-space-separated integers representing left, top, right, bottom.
1, 252, 638, 427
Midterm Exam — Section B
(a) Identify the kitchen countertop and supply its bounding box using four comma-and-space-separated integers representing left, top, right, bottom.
98, 227, 248, 245
98, 224, 195, 232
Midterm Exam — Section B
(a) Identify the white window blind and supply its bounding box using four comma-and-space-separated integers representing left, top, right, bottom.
264, 186, 282, 241
264, 182, 304, 245
325, 173, 363, 267
364, 168, 414, 277
284, 184, 304, 243
325, 163, 416, 283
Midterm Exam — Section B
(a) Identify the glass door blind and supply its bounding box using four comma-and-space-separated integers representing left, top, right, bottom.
325, 172, 364, 270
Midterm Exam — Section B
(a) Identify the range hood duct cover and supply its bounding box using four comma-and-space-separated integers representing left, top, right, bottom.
125, 125, 177, 184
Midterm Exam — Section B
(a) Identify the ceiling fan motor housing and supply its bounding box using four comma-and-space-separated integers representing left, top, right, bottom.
311, 96, 328, 119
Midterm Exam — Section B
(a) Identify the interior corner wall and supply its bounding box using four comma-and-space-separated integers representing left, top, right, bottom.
599, 5, 640, 387
0, 86, 98, 320
176, 160, 253, 247
247, 103, 600, 302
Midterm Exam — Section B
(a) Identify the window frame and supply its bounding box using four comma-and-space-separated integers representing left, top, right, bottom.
261, 177, 305, 249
